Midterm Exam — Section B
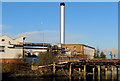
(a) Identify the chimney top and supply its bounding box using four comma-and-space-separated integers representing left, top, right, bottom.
60, 3, 65, 6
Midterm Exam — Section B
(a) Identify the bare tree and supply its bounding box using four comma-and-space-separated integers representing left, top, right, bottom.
38, 52, 58, 65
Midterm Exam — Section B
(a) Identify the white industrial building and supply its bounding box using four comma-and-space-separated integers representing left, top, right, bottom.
0, 34, 26, 63
0, 35, 52, 63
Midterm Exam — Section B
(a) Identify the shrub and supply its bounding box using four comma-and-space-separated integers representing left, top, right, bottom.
38, 52, 58, 65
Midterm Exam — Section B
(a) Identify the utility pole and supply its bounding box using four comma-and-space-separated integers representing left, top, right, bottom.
41, 22, 44, 48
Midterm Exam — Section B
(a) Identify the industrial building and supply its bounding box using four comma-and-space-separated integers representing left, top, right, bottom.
62, 44, 95, 59
0, 35, 52, 63
0, 34, 26, 63
52, 43, 65, 54
22, 42, 52, 57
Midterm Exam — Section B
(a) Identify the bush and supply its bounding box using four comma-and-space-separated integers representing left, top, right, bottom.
38, 52, 58, 65
2, 63, 19, 73
2, 63, 31, 73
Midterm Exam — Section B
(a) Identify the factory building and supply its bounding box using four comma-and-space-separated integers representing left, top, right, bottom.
62, 44, 95, 59
0, 35, 52, 63
0, 34, 26, 63
52, 44, 65, 54
22, 42, 52, 57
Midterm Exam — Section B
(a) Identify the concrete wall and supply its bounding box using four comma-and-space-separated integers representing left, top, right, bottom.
0, 35, 25, 60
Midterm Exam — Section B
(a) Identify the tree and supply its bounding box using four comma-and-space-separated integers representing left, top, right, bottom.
100, 51, 106, 58
94, 48, 106, 59
37, 52, 58, 65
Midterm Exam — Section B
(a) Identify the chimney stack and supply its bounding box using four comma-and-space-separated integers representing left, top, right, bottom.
60, 3, 65, 44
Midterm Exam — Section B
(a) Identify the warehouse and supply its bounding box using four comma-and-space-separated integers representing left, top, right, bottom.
0, 34, 26, 63
0, 35, 52, 63
62, 44, 95, 59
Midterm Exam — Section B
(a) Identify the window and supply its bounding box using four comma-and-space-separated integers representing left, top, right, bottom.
0, 46, 5, 52
74, 46, 76, 50
2, 39, 5, 41
0, 50, 4, 52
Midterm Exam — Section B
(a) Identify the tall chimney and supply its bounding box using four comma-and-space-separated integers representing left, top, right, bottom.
60, 3, 65, 44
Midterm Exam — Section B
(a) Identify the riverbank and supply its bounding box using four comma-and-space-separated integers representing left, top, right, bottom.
5, 70, 95, 79
4, 68, 82, 78
8, 70, 74, 78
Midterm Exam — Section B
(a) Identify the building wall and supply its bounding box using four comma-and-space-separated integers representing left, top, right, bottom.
0, 59, 22, 63
83, 45, 95, 59
0, 35, 25, 62
62, 44, 83, 55
62, 44, 95, 59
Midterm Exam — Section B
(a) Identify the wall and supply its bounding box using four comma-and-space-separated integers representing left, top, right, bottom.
0, 59, 22, 63
0, 35, 25, 60
62, 44, 83, 55
83, 45, 95, 59
62, 44, 95, 59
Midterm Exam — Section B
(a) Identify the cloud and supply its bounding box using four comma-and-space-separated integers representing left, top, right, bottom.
0, 25, 3, 31
0, 25, 11, 36
0, 25, 2, 35
0, 25, 11, 30
19, 30, 59, 44
66, 32, 84, 44
18, 30, 84, 44
20, 30, 58, 36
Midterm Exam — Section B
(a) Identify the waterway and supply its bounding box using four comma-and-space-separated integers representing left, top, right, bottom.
2, 70, 120, 81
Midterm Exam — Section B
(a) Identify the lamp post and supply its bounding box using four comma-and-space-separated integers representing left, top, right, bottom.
41, 22, 44, 48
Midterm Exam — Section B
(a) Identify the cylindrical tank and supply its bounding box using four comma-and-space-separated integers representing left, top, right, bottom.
60, 3, 65, 44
